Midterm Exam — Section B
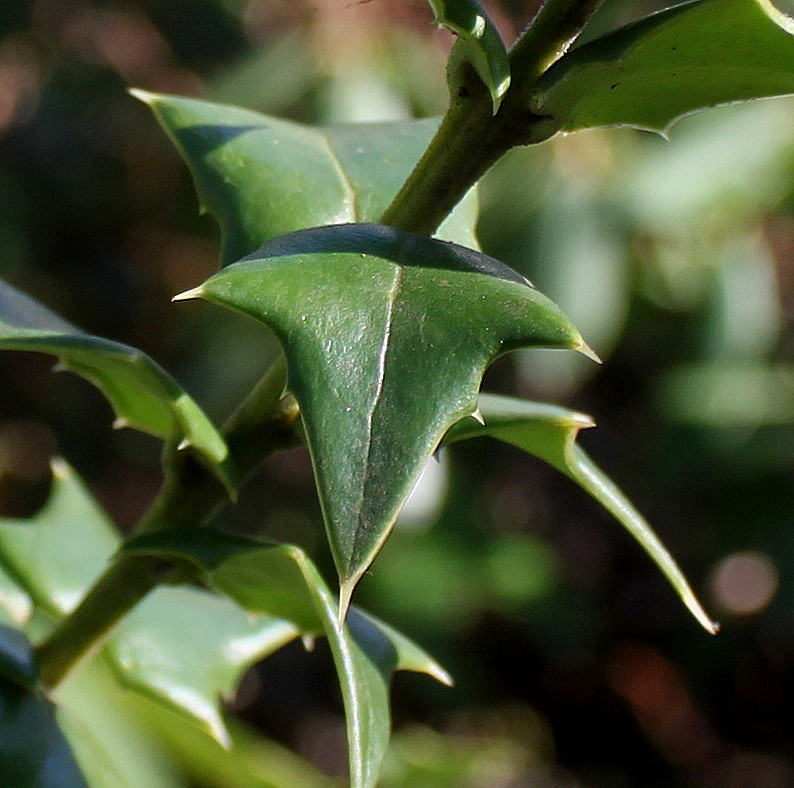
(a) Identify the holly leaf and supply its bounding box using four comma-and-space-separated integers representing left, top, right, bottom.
124, 528, 452, 788
0, 280, 232, 488
530, 0, 794, 135
132, 90, 479, 266
175, 223, 591, 615
105, 586, 299, 747
445, 393, 718, 634
428, 0, 511, 111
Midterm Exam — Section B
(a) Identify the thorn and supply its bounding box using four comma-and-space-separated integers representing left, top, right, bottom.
577, 339, 602, 364
112, 417, 130, 430
52, 361, 69, 373
127, 87, 156, 104
470, 409, 485, 426
177, 438, 191, 451
172, 287, 203, 302
301, 635, 316, 652
432, 446, 444, 463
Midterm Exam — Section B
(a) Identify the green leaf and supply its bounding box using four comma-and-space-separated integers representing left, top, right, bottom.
0, 459, 119, 617
0, 629, 88, 787
176, 223, 590, 614
0, 460, 299, 746
428, 0, 511, 111
530, 0, 794, 135
131, 90, 479, 266
105, 586, 299, 747
445, 393, 719, 634
0, 279, 232, 487
124, 529, 452, 788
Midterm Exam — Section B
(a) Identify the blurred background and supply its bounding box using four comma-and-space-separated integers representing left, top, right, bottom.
2, 0, 794, 785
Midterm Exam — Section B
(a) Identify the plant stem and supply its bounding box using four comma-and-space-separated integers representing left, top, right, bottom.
37, 0, 606, 689
381, 0, 604, 236
38, 356, 299, 689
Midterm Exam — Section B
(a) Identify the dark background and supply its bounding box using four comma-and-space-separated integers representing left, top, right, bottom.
1, 1, 794, 785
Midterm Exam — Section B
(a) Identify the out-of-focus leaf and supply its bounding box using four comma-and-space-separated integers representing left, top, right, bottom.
176, 223, 589, 615
445, 393, 719, 633
0, 625, 37, 689
124, 529, 452, 788
0, 628, 88, 787
0, 459, 118, 617
428, 0, 510, 111
0, 564, 32, 627
132, 90, 479, 266
55, 658, 185, 788
531, 0, 794, 135
105, 586, 299, 747
133, 702, 341, 788
0, 280, 232, 486
0, 461, 294, 747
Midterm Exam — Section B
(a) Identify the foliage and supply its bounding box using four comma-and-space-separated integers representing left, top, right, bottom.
0, 0, 793, 786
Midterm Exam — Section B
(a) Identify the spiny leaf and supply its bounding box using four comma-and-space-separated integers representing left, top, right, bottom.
530, 0, 794, 135
0, 460, 300, 746
0, 280, 232, 488
175, 223, 591, 617
105, 586, 299, 747
124, 529, 452, 788
132, 89, 479, 266
428, 0, 511, 111
445, 393, 719, 634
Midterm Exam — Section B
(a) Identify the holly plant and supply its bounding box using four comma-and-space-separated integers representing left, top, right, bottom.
2, 0, 794, 786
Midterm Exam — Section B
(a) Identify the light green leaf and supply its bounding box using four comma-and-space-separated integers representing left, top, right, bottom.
132, 90, 479, 265
0, 280, 232, 487
530, 0, 794, 134
0, 460, 298, 746
105, 586, 299, 747
0, 459, 118, 617
176, 223, 590, 615
428, 0, 511, 111
124, 529, 452, 788
0, 628, 88, 787
445, 393, 719, 634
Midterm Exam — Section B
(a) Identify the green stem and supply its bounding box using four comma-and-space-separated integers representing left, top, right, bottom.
38, 356, 299, 689
381, 0, 604, 236
37, 0, 606, 689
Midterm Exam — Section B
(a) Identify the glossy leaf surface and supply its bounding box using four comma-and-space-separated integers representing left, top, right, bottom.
0, 461, 299, 745
124, 529, 452, 788
0, 280, 231, 485
134, 90, 479, 267
106, 586, 298, 746
445, 394, 718, 633
177, 223, 589, 613
428, 0, 511, 111
531, 0, 794, 134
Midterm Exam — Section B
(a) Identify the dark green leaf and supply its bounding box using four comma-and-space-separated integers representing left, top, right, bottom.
176, 223, 590, 614
0, 280, 232, 487
0, 625, 37, 689
445, 393, 718, 633
531, 0, 794, 134
124, 529, 452, 788
428, 0, 511, 111
0, 676, 88, 787
132, 90, 479, 266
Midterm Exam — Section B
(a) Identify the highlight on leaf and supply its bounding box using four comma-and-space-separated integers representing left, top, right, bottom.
174, 223, 593, 619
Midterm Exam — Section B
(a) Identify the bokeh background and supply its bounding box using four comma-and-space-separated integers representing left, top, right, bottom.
2, 0, 794, 785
